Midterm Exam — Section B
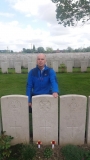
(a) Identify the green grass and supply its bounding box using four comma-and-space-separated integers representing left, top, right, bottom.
0, 70, 90, 98
59, 67, 90, 73
0, 73, 27, 97
57, 73, 90, 97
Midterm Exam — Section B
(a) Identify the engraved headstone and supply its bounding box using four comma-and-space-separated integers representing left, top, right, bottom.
88, 59, 90, 67
9, 59, 14, 68
86, 96, 90, 144
59, 95, 87, 145
22, 57, 28, 68
32, 95, 58, 145
52, 61, 58, 72
81, 60, 88, 72
74, 58, 81, 67
1, 62, 8, 73
28, 62, 36, 72
0, 98, 2, 135
28, 62, 33, 72
1, 95, 29, 145
66, 60, 73, 72
14, 62, 21, 73
46, 60, 51, 68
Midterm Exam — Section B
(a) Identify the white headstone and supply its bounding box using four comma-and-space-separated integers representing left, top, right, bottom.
59, 95, 87, 145
1, 62, 8, 73
0, 98, 2, 135
81, 61, 88, 72
28, 62, 36, 72
32, 95, 58, 145
0, 60, 2, 68
66, 60, 73, 72
31, 61, 36, 68
74, 59, 81, 67
88, 59, 90, 67
23, 58, 28, 68
46, 60, 51, 68
86, 96, 90, 144
15, 62, 21, 73
9, 59, 14, 68
1, 95, 30, 145
28, 62, 33, 72
58, 58, 63, 67
52, 61, 58, 72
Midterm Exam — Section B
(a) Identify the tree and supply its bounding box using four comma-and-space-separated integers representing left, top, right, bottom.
33, 45, 36, 53
51, 0, 90, 26
67, 47, 73, 52
37, 47, 45, 53
23, 48, 26, 53
22, 48, 32, 53
46, 47, 53, 53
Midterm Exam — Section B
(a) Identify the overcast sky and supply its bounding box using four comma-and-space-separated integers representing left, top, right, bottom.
0, 0, 90, 52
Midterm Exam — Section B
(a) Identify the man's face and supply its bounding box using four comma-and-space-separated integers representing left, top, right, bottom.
37, 54, 46, 69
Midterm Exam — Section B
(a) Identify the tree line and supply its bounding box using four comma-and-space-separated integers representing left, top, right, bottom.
1, 46, 90, 53
22, 46, 90, 53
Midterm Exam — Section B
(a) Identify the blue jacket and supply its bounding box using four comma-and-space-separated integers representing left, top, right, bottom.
26, 65, 59, 102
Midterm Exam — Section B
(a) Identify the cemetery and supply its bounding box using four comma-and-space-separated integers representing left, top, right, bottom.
1, 52, 90, 159
0, 52, 90, 73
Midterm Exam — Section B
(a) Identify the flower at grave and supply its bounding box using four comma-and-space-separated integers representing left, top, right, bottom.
51, 140, 56, 144
37, 140, 42, 148
51, 140, 56, 149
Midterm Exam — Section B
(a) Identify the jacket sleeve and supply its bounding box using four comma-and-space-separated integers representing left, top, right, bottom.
26, 70, 33, 103
49, 68, 59, 94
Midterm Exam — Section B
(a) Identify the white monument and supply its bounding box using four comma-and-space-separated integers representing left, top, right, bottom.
1, 95, 30, 145
59, 95, 87, 145
32, 95, 58, 145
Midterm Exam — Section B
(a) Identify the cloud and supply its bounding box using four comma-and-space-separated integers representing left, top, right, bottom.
0, 12, 14, 17
7, 0, 51, 15
6, 0, 57, 23
38, 2, 57, 23
0, 18, 90, 51
1, 0, 90, 51
0, 20, 50, 51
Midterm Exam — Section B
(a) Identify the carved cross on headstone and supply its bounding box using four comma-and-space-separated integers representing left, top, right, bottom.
10, 121, 21, 139
39, 99, 51, 112
67, 126, 78, 138
40, 120, 51, 142
67, 98, 79, 138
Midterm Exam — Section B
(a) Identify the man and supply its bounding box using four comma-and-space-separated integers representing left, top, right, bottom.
26, 53, 59, 113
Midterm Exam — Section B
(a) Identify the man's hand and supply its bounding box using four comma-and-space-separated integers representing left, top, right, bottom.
28, 102, 32, 108
52, 92, 58, 98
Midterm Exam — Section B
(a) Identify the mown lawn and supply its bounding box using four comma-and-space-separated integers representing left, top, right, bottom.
57, 72, 90, 97
0, 70, 90, 98
0, 73, 27, 97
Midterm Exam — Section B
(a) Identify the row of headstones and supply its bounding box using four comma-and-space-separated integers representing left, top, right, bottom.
0, 60, 88, 73
0, 94, 90, 146
47, 60, 88, 72
0, 62, 36, 73
0, 53, 90, 67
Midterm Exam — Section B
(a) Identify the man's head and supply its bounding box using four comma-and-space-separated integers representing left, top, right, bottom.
37, 53, 46, 70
